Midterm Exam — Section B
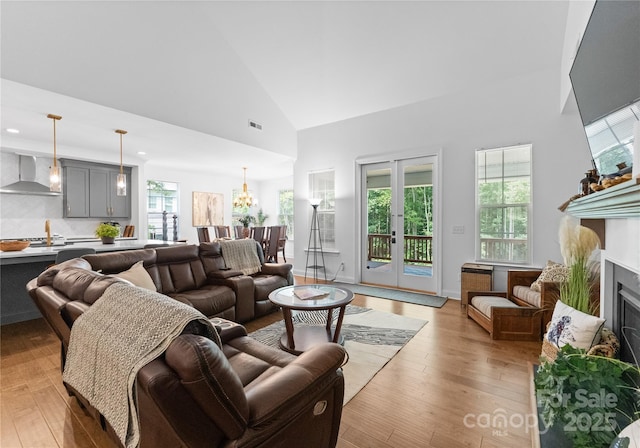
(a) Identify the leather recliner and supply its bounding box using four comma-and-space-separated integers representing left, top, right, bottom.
200, 241, 292, 322
27, 261, 346, 448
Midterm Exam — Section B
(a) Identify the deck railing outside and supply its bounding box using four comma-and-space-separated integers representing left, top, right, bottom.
479, 237, 528, 263
368, 234, 432, 264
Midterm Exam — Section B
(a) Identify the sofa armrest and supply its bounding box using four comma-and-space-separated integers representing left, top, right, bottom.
245, 343, 346, 425
260, 263, 292, 278
207, 275, 256, 322
208, 270, 244, 279
539, 281, 561, 308
208, 318, 249, 343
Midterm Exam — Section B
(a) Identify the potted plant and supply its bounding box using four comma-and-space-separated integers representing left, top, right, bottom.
238, 215, 255, 238
95, 223, 120, 244
558, 215, 601, 314
535, 345, 639, 448
256, 208, 269, 226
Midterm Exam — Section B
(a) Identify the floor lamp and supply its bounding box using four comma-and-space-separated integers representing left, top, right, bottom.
304, 199, 327, 282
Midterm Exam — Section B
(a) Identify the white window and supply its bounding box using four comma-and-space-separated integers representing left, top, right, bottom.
278, 189, 294, 239
476, 144, 531, 264
309, 170, 335, 249
147, 180, 179, 240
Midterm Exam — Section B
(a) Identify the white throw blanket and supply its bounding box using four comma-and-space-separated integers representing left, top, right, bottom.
219, 239, 262, 275
62, 282, 218, 448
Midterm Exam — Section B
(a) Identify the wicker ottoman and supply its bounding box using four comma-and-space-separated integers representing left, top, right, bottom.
467, 293, 542, 341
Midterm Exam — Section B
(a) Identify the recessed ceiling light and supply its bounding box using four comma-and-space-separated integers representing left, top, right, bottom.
137, 151, 146, 155
5, 128, 20, 134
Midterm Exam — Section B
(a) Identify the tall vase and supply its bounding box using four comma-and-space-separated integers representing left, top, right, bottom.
243, 227, 250, 238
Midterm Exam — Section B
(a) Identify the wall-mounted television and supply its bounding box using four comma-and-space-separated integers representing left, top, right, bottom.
570, 0, 640, 176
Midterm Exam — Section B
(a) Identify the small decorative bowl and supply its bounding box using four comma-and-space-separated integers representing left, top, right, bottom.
0, 240, 31, 251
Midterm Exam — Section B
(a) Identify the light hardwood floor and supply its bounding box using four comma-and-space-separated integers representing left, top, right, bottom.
1, 286, 542, 448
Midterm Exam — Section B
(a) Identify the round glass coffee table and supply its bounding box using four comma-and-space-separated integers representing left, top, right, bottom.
268, 284, 354, 355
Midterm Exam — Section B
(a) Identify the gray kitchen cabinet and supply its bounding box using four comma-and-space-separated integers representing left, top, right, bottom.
61, 159, 131, 219
63, 165, 90, 217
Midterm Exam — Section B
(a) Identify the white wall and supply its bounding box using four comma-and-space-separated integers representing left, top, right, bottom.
295, 67, 593, 298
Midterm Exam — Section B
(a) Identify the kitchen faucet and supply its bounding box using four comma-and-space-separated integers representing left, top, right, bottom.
45, 219, 51, 247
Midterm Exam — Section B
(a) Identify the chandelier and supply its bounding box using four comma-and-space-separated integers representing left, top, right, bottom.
233, 167, 253, 208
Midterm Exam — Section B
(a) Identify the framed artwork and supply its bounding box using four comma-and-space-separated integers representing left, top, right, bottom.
192, 191, 223, 227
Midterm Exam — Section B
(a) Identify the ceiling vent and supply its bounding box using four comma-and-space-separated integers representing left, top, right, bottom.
248, 120, 263, 131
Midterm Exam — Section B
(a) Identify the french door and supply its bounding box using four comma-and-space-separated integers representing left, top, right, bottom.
360, 156, 438, 292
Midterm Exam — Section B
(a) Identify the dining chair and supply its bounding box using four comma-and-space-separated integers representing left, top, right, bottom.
277, 225, 287, 262
250, 226, 266, 250
197, 227, 211, 243
264, 226, 282, 263
234, 225, 244, 239
214, 226, 231, 239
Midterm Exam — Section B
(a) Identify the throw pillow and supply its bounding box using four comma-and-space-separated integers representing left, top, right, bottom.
530, 260, 569, 292
112, 261, 157, 291
545, 300, 605, 350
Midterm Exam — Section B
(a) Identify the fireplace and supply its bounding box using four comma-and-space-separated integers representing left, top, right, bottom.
603, 260, 640, 365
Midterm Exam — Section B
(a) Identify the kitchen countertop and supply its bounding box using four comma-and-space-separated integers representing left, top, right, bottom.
0, 239, 186, 264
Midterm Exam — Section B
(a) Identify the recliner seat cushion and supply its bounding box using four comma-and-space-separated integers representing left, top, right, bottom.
252, 275, 289, 302
170, 285, 235, 318
471, 295, 521, 318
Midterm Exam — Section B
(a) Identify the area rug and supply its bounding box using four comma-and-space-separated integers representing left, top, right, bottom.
250, 306, 427, 404
330, 282, 447, 308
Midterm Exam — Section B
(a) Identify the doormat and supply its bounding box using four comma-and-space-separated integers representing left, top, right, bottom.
250, 305, 427, 404
330, 282, 447, 308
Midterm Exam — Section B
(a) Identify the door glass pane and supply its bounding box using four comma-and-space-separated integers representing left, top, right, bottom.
366, 167, 392, 272
403, 163, 433, 278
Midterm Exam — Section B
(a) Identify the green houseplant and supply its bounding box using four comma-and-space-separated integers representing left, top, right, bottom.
238, 215, 255, 228
558, 215, 601, 314
535, 345, 639, 448
256, 208, 269, 226
95, 223, 120, 244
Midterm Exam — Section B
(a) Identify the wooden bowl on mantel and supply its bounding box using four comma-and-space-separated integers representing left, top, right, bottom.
0, 240, 31, 251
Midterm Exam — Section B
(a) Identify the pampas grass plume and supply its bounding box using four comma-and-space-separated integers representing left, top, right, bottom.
558, 215, 600, 265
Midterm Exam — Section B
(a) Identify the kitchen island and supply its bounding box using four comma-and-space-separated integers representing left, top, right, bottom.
1, 239, 185, 325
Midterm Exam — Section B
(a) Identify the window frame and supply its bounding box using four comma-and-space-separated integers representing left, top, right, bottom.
308, 169, 335, 249
146, 180, 179, 240
475, 144, 532, 265
278, 188, 294, 240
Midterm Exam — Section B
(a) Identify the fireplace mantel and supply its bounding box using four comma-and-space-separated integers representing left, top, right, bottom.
565, 178, 640, 219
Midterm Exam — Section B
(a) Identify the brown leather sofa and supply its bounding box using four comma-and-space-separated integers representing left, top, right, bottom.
27, 258, 346, 448
199, 241, 292, 321
80, 242, 291, 323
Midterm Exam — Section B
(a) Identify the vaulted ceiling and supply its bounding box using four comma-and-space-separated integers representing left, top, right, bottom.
0, 1, 569, 179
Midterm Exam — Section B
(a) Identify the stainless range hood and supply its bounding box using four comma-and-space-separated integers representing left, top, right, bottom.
0, 155, 62, 196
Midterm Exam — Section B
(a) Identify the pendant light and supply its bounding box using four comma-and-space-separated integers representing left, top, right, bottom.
232, 167, 253, 208
47, 114, 62, 192
115, 129, 127, 196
